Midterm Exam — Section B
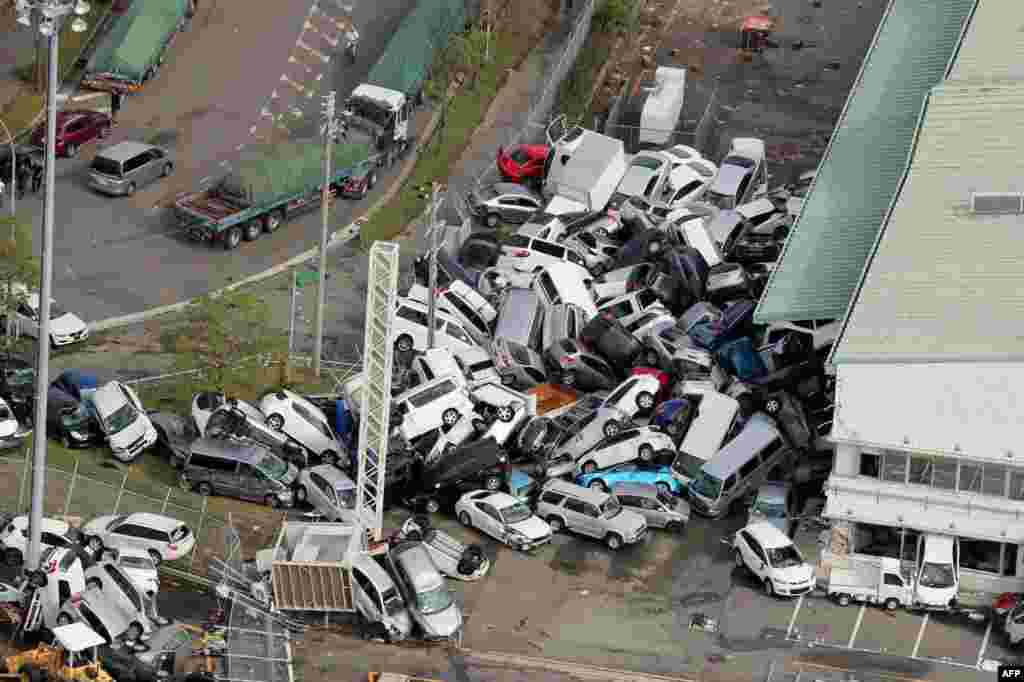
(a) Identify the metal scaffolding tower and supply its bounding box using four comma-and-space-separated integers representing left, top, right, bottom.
355, 241, 400, 541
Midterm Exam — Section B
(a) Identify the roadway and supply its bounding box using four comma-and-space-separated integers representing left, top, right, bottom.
18, 0, 420, 324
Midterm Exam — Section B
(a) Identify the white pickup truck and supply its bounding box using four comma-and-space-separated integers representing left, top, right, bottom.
826, 557, 913, 611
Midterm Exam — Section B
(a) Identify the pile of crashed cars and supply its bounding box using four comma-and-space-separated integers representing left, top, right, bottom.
333, 132, 837, 560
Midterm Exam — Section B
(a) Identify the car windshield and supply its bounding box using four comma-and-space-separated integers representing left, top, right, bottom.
723, 155, 754, 169
631, 156, 663, 171
120, 555, 155, 570
766, 545, 802, 568
500, 502, 532, 524
104, 402, 137, 433
919, 562, 955, 588
600, 497, 622, 519
346, 96, 392, 128
4, 365, 33, 387
256, 454, 289, 480
687, 161, 715, 177
754, 500, 787, 518
0, 405, 9, 420
690, 471, 722, 499
509, 148, 530, 164
382, 587, 405, 616
469, 359, 495, 373
509, 343, 532, 365
656, 490, 675, 508
61, 404, 91, 430
416, 585, 454, 615
672, 453, 704, 478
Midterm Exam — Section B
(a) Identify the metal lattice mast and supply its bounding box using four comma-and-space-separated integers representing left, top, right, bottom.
355, 241, 400, 541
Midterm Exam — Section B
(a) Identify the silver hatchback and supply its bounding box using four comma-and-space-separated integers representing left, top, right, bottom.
470, 182, 544, 227
611, 482, 689, 532
89, 141, 174, 196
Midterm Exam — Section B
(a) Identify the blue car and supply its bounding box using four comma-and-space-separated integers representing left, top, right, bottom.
576, 461, 682, 495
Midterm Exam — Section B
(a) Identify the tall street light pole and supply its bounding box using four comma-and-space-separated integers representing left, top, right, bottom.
314, 91, 342, 377
15, 0, 91, 573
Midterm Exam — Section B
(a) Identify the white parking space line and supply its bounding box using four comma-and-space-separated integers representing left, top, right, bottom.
786, 595, 804, 640
911, 613, 929, 658
847, 604, 866, 649
977, 618, 993, 668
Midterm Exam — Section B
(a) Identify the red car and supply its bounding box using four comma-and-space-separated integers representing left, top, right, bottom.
496, 144, 550, 183
31, 110, 112, 158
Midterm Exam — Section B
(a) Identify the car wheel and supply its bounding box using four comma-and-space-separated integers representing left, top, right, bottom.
395, 335, 414, 353
266, 413, 285, 431
294, 485, 307, 503
425, 498, 440, 514
162, 162, 174, 177
647, 240, 663, 255
837, 593, 851, 607
733, 549, 744, 570
638, 444, 654, 461
26, 570, 46, 589
126, 622, 143, 642
196, 482, 214, 496
243, 220, 262, 241
644, 350, 660, 367
496, 405, 514, 422
60, 432, 72, 449
595, 227, 609, 239
86, 577, 102, 591
65, 144, 79, 158
3, 548, 22, 567
655, 481, 671, 496
223, 225, 241, 249
56, 614, 73, 627
458, 511, 472, 527
265, 494, 282, 509
484, 475, 502, 491
582, 461, 596, 474
546, 516, 564, 533
485, 213, 500, 228
884, 597, 900, 611
605, 533, 623, 551
148, 550, 162, 566
603, 420, 621, 437
764, 579, 775, 597
321, 451, 338, 467
636, 391, 655, 411
442, 408, 460, 426
588, 479, 606, 492
500, 373, 515, 386
87, 535, 104, 553
264, 209, 285, 233
471, 418, 487, 433
765, 398, 781, 415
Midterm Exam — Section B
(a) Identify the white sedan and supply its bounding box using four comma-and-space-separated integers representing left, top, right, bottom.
599, 375, 662, 419
83, 512, 195, 565
575, 426, 676, 475
455, 490, 552, 551
662, 159, 717, 207
259, 388, 344, 467
0, 397, 21, 446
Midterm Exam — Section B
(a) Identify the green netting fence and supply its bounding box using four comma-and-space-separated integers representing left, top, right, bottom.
88, 0, 188, 82
366, 0, 466, 96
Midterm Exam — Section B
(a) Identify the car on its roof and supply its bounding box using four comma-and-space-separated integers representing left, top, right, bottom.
497, 144, 550, 184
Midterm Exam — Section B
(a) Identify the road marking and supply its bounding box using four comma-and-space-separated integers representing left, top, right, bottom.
977, 618, 993, 668
847, 604, 866, 648
911, 612, 928, 658
199, 176, 212, 184
786, 594, 804, 639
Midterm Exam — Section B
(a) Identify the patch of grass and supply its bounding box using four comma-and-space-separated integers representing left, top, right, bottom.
358, 36, 518, 246
556, 31, 615, 126
0, 90, 44, 139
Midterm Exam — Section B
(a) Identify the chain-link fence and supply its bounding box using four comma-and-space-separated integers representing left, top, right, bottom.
0, 453, 227, 575
693, 84, 720, 158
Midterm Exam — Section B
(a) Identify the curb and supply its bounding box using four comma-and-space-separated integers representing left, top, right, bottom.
89, 103, 446, 332
463, 649, 698, 682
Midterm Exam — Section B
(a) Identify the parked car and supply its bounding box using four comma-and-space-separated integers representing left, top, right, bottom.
385, 540, 463, 640
296, 464, 356, 521
535, 479, 647, 551
391, 376, 475, 442
0, 396, 21, 447
497, 144, 550, 184
82, 512, 196, 565
747, 482, 795, 536
4, 284, 89, 347
576, 460, 682, 495
706, 137, 767, 209
92, 381, 157, 463
396, 517, 489, 581
455, 490, 552, 551
599, 375, 662, 419
469, 182, 544, 227
31, 109, 110, 157
259, 388, 343, 466
496, 234, 590, 275
733, 521, 814, 597
913, 534, 959, 609
544, 338, 618, 392
612, 482, 689, 531
574, 426, 676, 475
0, 515, 82, 566
88, 141, 174, 197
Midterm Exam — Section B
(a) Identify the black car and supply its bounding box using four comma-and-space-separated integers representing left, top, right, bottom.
613, 228, 666, 269
0, 353, 35, 426
727, 220, 789, 263
404, 437, 509, 514
46, 386, 104, 449
579, 314, 644, 370
413, 248, 479, 289
661, 247, 708, 302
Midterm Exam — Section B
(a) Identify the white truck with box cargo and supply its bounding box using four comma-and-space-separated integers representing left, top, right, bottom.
827, 557, 913, 610
543, 118, 628, 216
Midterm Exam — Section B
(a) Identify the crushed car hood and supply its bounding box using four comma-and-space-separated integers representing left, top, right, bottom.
508, 515, 550, 540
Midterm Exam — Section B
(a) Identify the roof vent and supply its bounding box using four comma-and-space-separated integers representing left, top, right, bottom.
971, 192, 1023, 214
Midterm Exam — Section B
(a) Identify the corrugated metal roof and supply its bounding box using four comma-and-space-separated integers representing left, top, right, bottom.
833, 82, 1024, 362
753, 0, 976, 324
946, 0, 1024, 82
831, 363, 1024, 464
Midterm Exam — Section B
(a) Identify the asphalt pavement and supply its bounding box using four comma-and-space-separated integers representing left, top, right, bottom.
17, 0, 419, 324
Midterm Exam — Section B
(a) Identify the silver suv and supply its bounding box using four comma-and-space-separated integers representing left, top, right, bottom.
535, 479, 646, 550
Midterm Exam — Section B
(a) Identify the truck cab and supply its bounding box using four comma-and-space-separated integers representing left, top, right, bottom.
344, 84, 411, 155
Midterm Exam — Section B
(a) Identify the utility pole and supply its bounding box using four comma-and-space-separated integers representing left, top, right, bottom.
313, 90, 338, 377
424, 183, 445, 349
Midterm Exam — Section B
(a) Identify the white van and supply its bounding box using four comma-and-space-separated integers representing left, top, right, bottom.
532, 263, 598, 320
393, 298, 476, 354
671, 392, 739, 487
413, 348, 465, 388
407, 281, 496, 346
392, 376, 475, 442
913, 534, 959, 609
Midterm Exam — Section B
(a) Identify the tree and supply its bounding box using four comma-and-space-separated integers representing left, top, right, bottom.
454, 28, 488, 91
0, 215, 41, 355
169, 287, 287, 397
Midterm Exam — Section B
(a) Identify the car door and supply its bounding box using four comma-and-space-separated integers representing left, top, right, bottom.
476, 502, 504, 541
603, 379, 638, 412
236, 463, 265, 501
747, 535, 769, 580
579, 501, 603, 537
351, 567, 382, 621
15, 301, 38, 337
108, 523, 146, 552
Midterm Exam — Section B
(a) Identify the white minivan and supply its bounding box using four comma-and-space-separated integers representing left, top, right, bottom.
913, 534, 959, 609
532, 263, 598, 320
671, 392, 739, 487
392, 375, 475, 442
393, 298, 476, 354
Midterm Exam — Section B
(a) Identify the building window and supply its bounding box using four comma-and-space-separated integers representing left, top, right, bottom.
901, 530, 920, 563
1005, 544, 1018, 577
983, 465, 1008, 497
908, 456, 932, 485
959, 538, 1002, 574
1010, 471, 1024, 500
860, 452, 880, 478
882, 452, 907, 483
932, 458, 957, 490
959, 463, 982, 493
